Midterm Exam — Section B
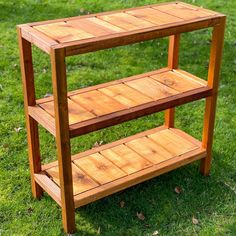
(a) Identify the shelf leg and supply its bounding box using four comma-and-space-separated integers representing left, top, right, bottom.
200, 17, 226, 176
17, 28, 43, 199
165, 34, 180, 128
51, 48, 76, 233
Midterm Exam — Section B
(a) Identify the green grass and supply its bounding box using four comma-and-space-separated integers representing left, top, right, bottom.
0, 0, 236, 235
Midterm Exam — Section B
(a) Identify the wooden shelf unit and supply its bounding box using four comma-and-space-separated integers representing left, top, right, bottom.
17, 1, 226, 233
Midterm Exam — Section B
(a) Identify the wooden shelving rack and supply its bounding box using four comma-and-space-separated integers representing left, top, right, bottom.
17, 1, 226, 233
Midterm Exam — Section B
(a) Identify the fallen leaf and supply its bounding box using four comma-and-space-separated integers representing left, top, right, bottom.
44, 93, 52, 98
192, 216, 199, 225
93, 140, 103, 148
14, 127, 22, 132
97, 226, 101, 235
152, 230, 159, 236
80, 8, 85, 13
119, 200, 125, 208
174, 186, 182, 194
13, 63, 17, 68
43, 68, 47, 74
137, 212, 145, 221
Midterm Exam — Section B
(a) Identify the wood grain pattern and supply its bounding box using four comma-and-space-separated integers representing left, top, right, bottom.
99, 83, 152, 107
74, 153, 126, 185
98, 12, 155, 31
126, 7, 183, 25
70, 90, 127, 116
125, 77, 178, 99
100, 144, 152, 174
47, 163, 99, 195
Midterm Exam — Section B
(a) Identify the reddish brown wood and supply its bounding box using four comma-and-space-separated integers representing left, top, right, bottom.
200, 16, 226, 175
50, 48, 75, 233
17, 28, 43, 199
165, 34, 180, 128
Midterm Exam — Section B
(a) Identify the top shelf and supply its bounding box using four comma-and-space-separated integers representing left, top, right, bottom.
18, 1, 225, 56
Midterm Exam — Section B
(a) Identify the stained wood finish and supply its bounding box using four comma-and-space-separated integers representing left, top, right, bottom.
200, 17, 226, 175
41, 127, 206, 208
50, 48, 75, 233
32, 68, 209, 137
165, 34, 180, 128
17, 28, 43, 198
18, 2, 223, 55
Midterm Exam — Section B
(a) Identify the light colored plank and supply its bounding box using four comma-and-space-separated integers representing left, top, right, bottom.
46, 163, 99, 195
67, 17, 124, 37
100, 144, 152, 174
39, 98, 95, 125
126, 7, 183, 25
34, 22, 94, 43
70, 90, 127, 116
150, 71, 203, 93
34, 172, 61, 206
98, 12, 155, 31
74, 148, 206, 208
153, 3, 211, 20
99, 83, 152, 107
148, 129, 197, 156
126, 136, 173, 164
74, 153, 126, 185
125, 77, 178, 100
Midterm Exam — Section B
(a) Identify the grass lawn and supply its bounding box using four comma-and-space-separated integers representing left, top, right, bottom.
0, 0, 236, 235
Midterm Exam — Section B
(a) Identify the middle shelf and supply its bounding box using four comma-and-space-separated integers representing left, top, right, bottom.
28, 67, 211, 138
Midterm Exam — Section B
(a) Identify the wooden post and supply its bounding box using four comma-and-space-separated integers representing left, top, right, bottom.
50, 48, 76, 233
165, 34, 180, 128
200, 17, 226, 175
17, 28, 43, 199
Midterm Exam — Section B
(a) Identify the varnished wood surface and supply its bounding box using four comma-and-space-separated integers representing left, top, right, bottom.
40, 126, 206, 208
17, 2, 224, 55
30, 68, 210, 138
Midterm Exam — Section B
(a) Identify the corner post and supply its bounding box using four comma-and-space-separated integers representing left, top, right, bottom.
50, 48, 76, 233
165, 34, 180, 128
200, 17, 226, 175
17, 27, 43, 198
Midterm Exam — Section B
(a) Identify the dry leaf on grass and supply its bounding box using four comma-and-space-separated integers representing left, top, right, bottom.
93, 141, 104, 148
152, 230, 159, 235
14, 127, 22, 133
137, 212, 145, 221
174, 186, 182, 194
119, 200, 125, 208
192, 216, 199, 225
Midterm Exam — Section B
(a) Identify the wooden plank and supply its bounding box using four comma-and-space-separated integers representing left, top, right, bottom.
126, 136, 173, 164
98, 12, 155, 31
125, 77, 179, 100
70, 90, 127, 116
100, 144, 152, 174
62, 16, 222, 56
46, 163, 99, 195
50, 48, 75, 233
67, 17, 124, 37
38, 68, 169, 104
201, 15, 226, 176
39, 98, 95, 125
17, 29, 43, 198
148, 129, 197, 156
74, 148, 206, 208
28, 106, 56, 136
69, 86, 212, 137
34, 22, 95, 43
150, 71, 203, 93
126, 7, 183, 25
34, 172, 61, 206
153, 3, 212, 20
99, 83, 152, 107
74, 153, 126, 185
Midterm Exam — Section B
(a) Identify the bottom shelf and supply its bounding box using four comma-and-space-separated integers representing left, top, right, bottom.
35, 126, 206, 208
